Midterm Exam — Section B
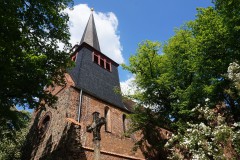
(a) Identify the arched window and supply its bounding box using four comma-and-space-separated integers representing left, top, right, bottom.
122, 114, 126, 133
38, 112, 52, 137
104, 107, 111, 132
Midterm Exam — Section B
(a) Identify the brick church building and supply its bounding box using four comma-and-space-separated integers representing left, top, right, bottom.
22, 10, 146, 160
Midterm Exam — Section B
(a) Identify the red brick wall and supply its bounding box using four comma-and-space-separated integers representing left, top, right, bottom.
79, 93, 144, 159
27, 86, 80, 160
24, 74, 145, 160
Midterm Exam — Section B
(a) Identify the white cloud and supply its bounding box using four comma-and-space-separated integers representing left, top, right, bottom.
64, 4, 124, 64
120, 76, 136, 95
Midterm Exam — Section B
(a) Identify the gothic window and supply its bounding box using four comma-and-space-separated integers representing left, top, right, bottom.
122, 114, 126, 133
92, 52, 112, 72
38, 112, 52, 137
104, 107, 111, 132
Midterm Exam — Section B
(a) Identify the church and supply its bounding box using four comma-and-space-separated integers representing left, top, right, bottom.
22, 9, 146, 160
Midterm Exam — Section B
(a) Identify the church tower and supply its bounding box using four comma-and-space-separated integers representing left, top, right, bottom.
22, 10, 145, 160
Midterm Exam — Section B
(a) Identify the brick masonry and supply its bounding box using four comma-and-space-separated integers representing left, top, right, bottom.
80, 93, 144, 159
22, 74, 145, 160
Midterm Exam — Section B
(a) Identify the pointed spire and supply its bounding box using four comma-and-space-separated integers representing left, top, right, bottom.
80, 8, 101, 51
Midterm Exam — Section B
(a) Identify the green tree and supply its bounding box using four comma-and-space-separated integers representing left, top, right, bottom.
0, 0, 73, 132
166, 105, 240, 159
0, 110, 30, 160
123, 41, 173, 158
123, 0, 240, 157
227, 62, 240, 95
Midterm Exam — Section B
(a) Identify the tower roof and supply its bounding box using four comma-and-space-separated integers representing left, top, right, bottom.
80, 11, 101, 51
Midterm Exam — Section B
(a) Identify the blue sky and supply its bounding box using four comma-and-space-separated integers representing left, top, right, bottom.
72, 1, 213, 85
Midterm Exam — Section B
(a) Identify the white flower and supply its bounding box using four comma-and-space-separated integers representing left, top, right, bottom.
233, 122, 240, 127
205, 98, 210, 102
187, 129, 192, 132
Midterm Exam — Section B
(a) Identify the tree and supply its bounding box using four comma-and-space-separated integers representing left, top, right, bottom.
0, 110, 30, 160
166, 105, 240, 159
227, 62, 240, 94
0, 0, 73, 132
122, 40, 173, 158
123, 0, 240, 157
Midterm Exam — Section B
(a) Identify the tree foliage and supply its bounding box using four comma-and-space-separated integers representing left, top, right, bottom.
123, 0, 240, 158
0, 0, 73, 132
166, 105, 240, 159
227, 62, 240, 95
128, 106, 169, 159
0, 110, 30, 160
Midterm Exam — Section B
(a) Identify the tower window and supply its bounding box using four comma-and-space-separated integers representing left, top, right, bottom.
100, 58, 104, 68
104, 107, 111, 132
93, 54, 99, 64
92, 52, 112, 72
106, 62, 111, 71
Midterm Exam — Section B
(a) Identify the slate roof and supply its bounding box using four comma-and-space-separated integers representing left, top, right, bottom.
80, 12, 101, 51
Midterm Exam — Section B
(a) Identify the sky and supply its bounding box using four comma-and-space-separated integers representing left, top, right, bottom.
66, 0, 213, 94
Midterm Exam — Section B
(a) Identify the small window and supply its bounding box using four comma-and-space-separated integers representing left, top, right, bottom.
106, 62, 111, 71
123, 114, 126, 133
100, 58, 104, 68
92, 52, 112, 72
105, 107, 111, 132
94, 54, 99, 64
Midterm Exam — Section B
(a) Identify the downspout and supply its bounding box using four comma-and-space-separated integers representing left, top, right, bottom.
77, 89, 83, 122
